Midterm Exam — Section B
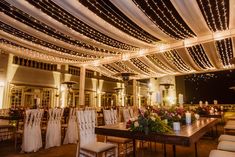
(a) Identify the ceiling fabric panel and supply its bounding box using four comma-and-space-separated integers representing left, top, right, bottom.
186, 44, 214, 70
155, 54, 180, 73
232, 37, 235, 57
196, 0, 229, 31
202, 42, 224, 69
5, 0, 130, 52
0, 13, 113, 58
52, 0, 154, 48
0, 31, 87, 61
163, 50, 192, 73
0, 41, 78, 64
138, 56, 168, 75
176, 48, 202, 71
132, 0, 196, 40
110, 0, 175, 42
170, 0, 211, 36
229, 0, 235, 29
123, 61, 149, 76
214, 38, 234, 67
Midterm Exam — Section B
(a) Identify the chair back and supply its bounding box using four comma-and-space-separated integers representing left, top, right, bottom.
63, 108, 78, 144
123, 108, 131, 122
22, 109, 44, 152
77, 110, 96, 146
103, 109, 117, 125
45, 108, 64, 149
103, 110, 112, 125
129, 107, 134, 118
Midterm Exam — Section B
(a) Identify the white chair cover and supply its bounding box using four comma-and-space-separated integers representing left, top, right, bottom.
129, 108, 134, 118
104, 109, 118, 125
123, 109, 131, 122
103, 110, 112, 125
76, 110, 117, 157
77, 110, 96, 147
63, 108, 78, 144
21, 109, 44, 153
45, 108, 64, 149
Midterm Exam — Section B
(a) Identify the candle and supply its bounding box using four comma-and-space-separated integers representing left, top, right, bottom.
173, 122, 180, 131
178, 94, 183, 105
185, 112, 191, 124
199, 101, 203, 107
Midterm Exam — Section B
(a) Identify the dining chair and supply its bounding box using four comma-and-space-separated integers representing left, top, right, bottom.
63, 108, 78, 144
45, 108, 64, 149
122, 108, 131, 123
209, 150, 235, 157
224, 120, 235, 134
16, 109, 44, 152
76, 109, 117, 157
217, 141, 235, 152
104, 109, 133, 156
219, 134, 235, 142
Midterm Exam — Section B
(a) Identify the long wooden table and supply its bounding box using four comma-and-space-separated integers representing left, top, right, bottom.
95, 118, 218, 157
0, 120, 16, 142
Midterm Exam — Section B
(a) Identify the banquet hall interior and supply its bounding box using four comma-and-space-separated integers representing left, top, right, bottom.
1, 0, 235, 157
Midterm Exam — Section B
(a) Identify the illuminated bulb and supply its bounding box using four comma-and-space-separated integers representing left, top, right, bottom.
138, 49, 146, 56
122, 53, 130, 61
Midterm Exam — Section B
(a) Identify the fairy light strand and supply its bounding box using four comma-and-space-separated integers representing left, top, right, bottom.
0, 1, 121, 55
81, 0, 159, 44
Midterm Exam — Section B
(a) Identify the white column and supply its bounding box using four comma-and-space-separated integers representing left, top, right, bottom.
4, 54, 15, 108
133, 79, 137, 107
79, 66, 86, 106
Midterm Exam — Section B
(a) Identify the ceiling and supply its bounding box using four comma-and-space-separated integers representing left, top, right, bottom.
0, 0, 235, 80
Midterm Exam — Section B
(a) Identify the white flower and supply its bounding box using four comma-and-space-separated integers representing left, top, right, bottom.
150, 116, 156, 121
134, 121, 139, 127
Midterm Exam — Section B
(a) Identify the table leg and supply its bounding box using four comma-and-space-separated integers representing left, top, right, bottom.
133, 139, 136, 157
216, 125, 218, 137
164, 143, 167, 157
172, 145, 176, 157
195, 142, 198, 157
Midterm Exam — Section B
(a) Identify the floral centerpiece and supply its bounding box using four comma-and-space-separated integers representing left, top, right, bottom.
195, 105, 210, 115
126, 109, 172, 134
195, 104, 222, 115
153, 106, 196, 127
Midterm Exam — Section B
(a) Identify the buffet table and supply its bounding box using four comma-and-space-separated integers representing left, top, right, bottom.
95, 118, 218, 157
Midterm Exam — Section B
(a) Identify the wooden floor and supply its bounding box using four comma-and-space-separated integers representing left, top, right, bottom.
0, 125, 224, 157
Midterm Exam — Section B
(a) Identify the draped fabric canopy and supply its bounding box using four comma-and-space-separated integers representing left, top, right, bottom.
0, 0, 234, 79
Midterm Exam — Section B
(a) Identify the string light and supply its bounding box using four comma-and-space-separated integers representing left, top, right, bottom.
0, 22, 102, 59
80, 0, 159, 44
146, 54, 173, 73
133, 0, 195, 40
215, 38, 233, 67
103, 64, 120, 73
26, 0, 138, 50
197, 0, 228, 31
164, 50, 191, 72
0, 40, 80, 64
187, 45, 213, 69
115, 61, 134, 73
0, 1, 121, 55
130, 58, 151, 74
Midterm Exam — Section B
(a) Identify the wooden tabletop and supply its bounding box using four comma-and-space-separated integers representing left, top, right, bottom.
0, 119, 15, 129
95, 117, 218, 146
